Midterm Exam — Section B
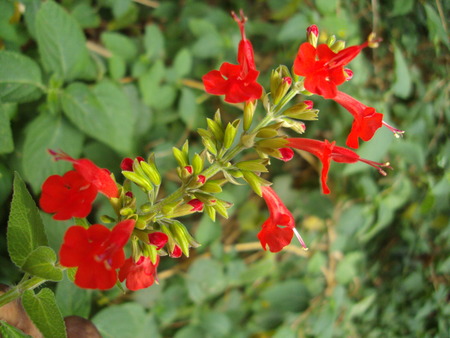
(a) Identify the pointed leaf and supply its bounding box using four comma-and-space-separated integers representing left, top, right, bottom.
7, 173, 48, 267
0, 320, 30, 338
35, 1, 90, 81
22, 288, 66, 338
0, 105, 14, 154
61, 80, 135, 154
22, 114, 84, 193
0, 51, 44, 103
22, 246, 63, 281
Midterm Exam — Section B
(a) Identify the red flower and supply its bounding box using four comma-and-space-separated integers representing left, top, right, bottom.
40, 170, 97, 220
170, 245, 182, 258
258, 186, 307, 253
49, 150, 118, 198
118, 255, 159, 291
120, 157, 144, 171
278, 148, 294, 162
148, 232, 168, 250
59, 220, 135, 289
331, 91, 383, 148
287, 138, 392, 194
188, 199, 204, 212
202, 10, 263, 103
293, 41, 369, 99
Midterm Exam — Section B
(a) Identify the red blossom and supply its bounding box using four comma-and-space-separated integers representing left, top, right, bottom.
188, 199, 204, 211
40, 170, 97, 220
197, 175, 206, 184
59, 220, 135, 289
293, 41, 369, 99
278, 148, 294, 162
307, 25, 319, 37
49, 150, 118, 198
148, 232, 168, 250
170, 245, 182, 258
331, 91, 384, 148
118, 255, 159, 291
202, 10, 263, 103
258, 186, 307, 253
287, 138, 392, 194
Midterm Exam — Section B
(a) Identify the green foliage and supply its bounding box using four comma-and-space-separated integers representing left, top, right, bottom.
0, 0, 448, 336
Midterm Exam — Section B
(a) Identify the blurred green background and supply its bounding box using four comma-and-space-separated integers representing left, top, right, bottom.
0, 0, 448, 336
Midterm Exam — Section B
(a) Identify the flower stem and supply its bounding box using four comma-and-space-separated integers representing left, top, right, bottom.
0, 276, 46, 308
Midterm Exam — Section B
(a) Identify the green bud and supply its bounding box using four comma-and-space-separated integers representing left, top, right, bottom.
100, 215, 116, 223
223, 170, 243, 185
236, 159, 269, 172
256, 138, 288, 149
223, 120, 240, 149
202, 137, 218, 155
241, 133, 256, 148
214, 109, 223, 128
204, 205, 216, 221
213, 199, 230, 218
243, 101, 255, 131
326, 35, 336, 47
282, 118, 306, 134
182, 140, 189, 156
207, 118, 224, 142
135, 218, 147, 230
140, 161, 161, 186
273, 77, 292, 105
200, 180, 223, 193
173, 147, 188, 168
122, 171, 153, 191
192, 153, 204, 174
242, 171, 263, 196
270, 69, 282, 97
331, 40, 346, 53
256, 127, 279, 139
120, 207, 135, 217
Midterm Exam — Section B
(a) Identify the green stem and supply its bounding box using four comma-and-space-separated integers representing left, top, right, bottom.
272, 88, 300, 115
0, 276, 46, 308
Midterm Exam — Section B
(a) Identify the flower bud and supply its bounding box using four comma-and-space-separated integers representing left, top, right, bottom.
273, 77, 292, 105
307, 25, 319, 47
243, 101, 256, 131
223, 120, 240, 149
207, 118, 224, 142
192, 153, 204, 174
330, 40, 346, 53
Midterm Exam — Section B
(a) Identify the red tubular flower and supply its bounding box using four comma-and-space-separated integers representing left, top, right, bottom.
59, 220, 135, 289
118, 255, 159, 291
40, 170, 98, 220
49, 150, 119, 198
202, 10, 263, 103
188, 199, 204, 212
287, 138, 392, 194
331, 91, 383, 148
293, 40, 369, 99
258, 186, 307, 253
148, 232, 168, 250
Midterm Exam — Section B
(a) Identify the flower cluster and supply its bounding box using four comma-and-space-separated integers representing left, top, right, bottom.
39, 11, 401, 291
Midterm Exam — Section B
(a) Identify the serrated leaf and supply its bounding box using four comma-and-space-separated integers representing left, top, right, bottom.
22, 246, 63, 281
0, 105, 14, 154
7, 173, 48, 268
61, 80, 135, 154
0, 320, 30, 338
22, 289, 66, 338
22, 114, 84, 193
0, 51, 44, 103
35, 1, 90, 81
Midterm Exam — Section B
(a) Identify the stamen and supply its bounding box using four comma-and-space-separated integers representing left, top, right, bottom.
231, 10, 247, 40
359, 158, 393, 176
383, 121, 405, 138
293, 228, 308, 250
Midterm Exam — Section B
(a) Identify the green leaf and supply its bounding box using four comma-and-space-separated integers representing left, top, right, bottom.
92, 303, 150, 338
55, 274, 92, 318
22, 288, 66, 338
35, 1, 90, 81
179, 87, 198, 128
0, 104, 13, 153
101, 32, 138, 62
392, 45, 412, 99
138, 60, 165, 108
186, 258, 226, 304
7, 172, 48, 268
71, 2, 101, 28
173, 48, 192, 79
144, 24, 165, 60
0, 320, 30, 338
21, 246, 63, 281
61, 80, 135, 154
0, 51, 44, 103
22, 114, 84, 193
